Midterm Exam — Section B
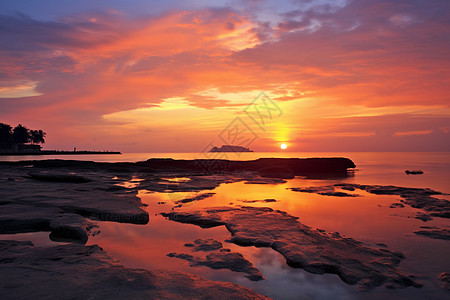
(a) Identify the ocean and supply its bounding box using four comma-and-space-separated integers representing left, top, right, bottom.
2, 152, 449, 299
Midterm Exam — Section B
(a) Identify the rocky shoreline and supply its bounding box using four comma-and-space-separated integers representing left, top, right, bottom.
1, 157, 448, 298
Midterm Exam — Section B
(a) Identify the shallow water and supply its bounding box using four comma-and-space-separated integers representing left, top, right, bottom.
2, 152, 450, 299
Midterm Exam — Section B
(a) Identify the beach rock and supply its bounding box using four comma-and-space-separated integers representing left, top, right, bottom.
49, 214, 98, 244
0, 163, 149, 245
319, 191, 359, 197
438, 272, 450, 290
168, 251, 264, 281
289, 186, 360, 197
414, 229, 450, 240
184, 239, 223, 251
0, 240, 268, 299
243, 177, 287, 184
28, 171, 91, 183
290, 186, 334, 193
335, 184, 450, 219
177, 193, 216, 204
390, 203, 405, 208
239, 199, 278, 203
415, 212, 433, 222
2, 157, 356, 179
163, 206, 422, 290
0, 204, 95, 244
0, 166, 149, 226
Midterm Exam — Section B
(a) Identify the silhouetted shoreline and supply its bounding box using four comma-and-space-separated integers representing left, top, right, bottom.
0, 150, 121, 156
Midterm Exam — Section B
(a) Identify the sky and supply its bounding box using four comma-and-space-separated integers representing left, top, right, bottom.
0, 0, 449, 152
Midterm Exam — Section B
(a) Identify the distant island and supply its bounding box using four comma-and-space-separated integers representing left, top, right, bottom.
210, 145, 253, 152
0, 122, 120, 155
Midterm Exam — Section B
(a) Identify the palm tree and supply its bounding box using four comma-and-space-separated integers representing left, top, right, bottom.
0, 123, 13, 145
30, 129, 46, 144
12, 124, 31, 144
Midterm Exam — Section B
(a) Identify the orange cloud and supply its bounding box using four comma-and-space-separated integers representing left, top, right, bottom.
1, 1, 449, 152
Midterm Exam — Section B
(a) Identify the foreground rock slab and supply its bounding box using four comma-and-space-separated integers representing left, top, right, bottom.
414, 228, 450, 240
289, 186, 359, 197
163, 206, 422, 290
184, 238, 223, 251
335, 184, 450, 220
170, 238, 264, 281
168, 251, 264, 281
438, 272, 450, 290
0, 164, 149, 244
0, 240, 268, 300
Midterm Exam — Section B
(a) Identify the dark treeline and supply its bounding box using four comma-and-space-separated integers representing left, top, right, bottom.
0, 123, 46, 148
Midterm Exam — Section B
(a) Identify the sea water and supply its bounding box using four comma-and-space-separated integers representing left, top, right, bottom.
2, 152, 449, 299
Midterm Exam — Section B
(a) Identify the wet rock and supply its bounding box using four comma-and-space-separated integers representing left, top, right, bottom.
390, 203, 405, 208
3, 157, 355, 180
335, 184, 450, 219
184, 239, 223, 251
0, 204, 95, 244
28, 171, 91, 183
0, 163, 149, 245
239, 199, 278, 203
163, 206, 422, 290
341, 186, 356, 191
0, 240, 268, 299
168, 251, 264, 281
319, 191, 359, 197
415, 212, 433, 222
438, 272, 450, 290
414, 229, 450, 240
0, 168, 149, 228
290, 186, 334, 194
243, 177, 287, 184
289, 186, 359, 197
177, 193, 216, 204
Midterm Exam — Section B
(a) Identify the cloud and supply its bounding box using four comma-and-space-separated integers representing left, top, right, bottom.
0, 0, 449, 151
235, 0, 450, 107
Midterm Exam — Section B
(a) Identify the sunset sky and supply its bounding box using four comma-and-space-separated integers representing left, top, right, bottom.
1, 0, 449, 152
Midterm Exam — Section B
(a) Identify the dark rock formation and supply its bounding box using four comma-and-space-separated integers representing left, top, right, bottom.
177, 193, 216, 204
289, 185, 360, 197
415, 212, 433, 222
184, 239, 223, 251
28, 171, 91, 183
210, 145, 253, 152
1, 157, 355, 179
0, 204, 95, 244
0, 240, 268, 299
239, 199, 278, 203
438, 272, 450, 290
414, 228, 450, 240
0, 163, 149, 245
334, 184, 450, 220
405, 170, 424, 175
163, 206, 422, 290
168, 251, 264, 281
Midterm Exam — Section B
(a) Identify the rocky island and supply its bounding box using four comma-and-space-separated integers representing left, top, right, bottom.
210, 145, 253, 152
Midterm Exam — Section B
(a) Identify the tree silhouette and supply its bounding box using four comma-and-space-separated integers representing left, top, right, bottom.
30, 129, 46, 144
0, 123, 13, 144
12, 124, 31, 144
0, 123, 46, 150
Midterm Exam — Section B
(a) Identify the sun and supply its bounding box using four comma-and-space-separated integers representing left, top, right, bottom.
280, 143, 287, 150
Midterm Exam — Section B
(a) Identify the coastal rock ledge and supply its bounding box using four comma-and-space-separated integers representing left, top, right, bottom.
162, 206, 422, 290
0, 240, 268, 300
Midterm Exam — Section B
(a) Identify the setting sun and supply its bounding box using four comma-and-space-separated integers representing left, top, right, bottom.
280, 143, 287, 150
